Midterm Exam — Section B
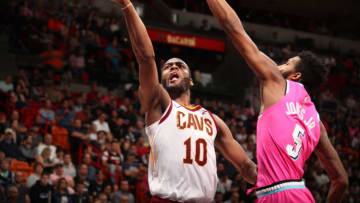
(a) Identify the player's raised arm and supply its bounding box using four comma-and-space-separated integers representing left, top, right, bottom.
112, 0, 169, 113
206, 0, 282, 82
213, 114, 257, 184
315, 122, 348, 203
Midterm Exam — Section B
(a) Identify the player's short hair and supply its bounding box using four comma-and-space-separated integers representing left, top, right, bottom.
295, 51, 327, 93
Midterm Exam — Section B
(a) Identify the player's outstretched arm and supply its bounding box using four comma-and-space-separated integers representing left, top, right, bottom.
213, 114, 257, 184
112, 0, 169, 113
206, 0, 282, 83
315, 122, 348, 203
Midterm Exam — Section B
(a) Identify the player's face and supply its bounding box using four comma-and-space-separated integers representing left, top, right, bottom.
277, 56, 301, 81
161, 58, 193, 95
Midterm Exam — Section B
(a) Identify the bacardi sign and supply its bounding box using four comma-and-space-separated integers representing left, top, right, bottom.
147, 28, 225, 52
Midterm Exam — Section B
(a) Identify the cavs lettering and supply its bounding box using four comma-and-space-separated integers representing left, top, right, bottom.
176, 111, 214, 136
145, 100, 218, 202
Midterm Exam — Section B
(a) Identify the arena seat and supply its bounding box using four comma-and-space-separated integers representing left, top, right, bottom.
51, 125, 70, 151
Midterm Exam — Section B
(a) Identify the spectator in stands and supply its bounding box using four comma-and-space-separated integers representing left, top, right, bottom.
69, 48, 86, 78
14, 171, 30, 203
224, 191, 240, 203
29, 172, 53, 203
103, 183, 115, 202
39, 99, 56, 124
75, 164, 91, 191
0, 75, 14, 92
346, 94, 357, 110
20, 135, 37, 163
82, 153, 96, 181
37, 133, 57, 162
110, 117, 128, 140
9, 110, 27, 143
70, 119, 88, 153
110, 18, 120, 34
20, 0, 33, 18
45, 84, 64, 104
87, 123, 98, 143
53, 178, 73, 202
13, 80, 29, 109
135, 136, 148, 158
217, 174, 232, 195
73, 180, 90, 203
215, 192, 224, 203
6, 185, 21, 203
50, 163, 75, 191
96, 192, 108, 203
113, 179, 135, 203
40, 43, 64, 70
0, 129, 22, 160
134, 119, 146, 140
123, 152, 139, 187
0, 158, 14, 185
312, 166, 330, 187
102, 141, 123, 183
89, 170, 108, 197
53, 147, 65, 165
105, 38, 122, 72
63, 153, 76, 178
92, 112, 110, 134
55, 99, 74, 130
29, 127, 42, 148
73, 94, 86, 113
26, 162, 43, 188
35, 147, 56, 170
124, 125, 137, 143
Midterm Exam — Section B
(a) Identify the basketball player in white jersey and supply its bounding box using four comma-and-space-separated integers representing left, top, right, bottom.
111, 0, 257, 202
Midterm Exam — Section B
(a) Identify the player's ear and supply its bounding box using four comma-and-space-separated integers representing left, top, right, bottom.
289, 72, 301, 82
190, 78, 194, 86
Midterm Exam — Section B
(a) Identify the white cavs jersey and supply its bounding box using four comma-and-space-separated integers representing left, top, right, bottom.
145, 100, 218, 203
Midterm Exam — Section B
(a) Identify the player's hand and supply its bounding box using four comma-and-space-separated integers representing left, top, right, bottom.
111, 0, 131, 8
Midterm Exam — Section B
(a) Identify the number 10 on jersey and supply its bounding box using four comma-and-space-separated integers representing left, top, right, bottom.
183, 137, 207, 166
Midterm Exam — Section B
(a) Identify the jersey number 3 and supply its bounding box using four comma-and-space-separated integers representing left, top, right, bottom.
183, 137, 207, 166
286, 124, 305, 161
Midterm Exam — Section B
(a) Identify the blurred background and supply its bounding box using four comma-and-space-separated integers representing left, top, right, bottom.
0, 0, 359, 202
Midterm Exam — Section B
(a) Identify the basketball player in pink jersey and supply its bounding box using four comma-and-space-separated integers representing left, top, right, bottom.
206, 0, 348, 202
111, 0, 257, 202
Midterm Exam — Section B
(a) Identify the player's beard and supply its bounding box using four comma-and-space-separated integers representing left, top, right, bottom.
161, 77, 191, 98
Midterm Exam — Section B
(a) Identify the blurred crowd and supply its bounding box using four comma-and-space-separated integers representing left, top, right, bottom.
0, 0, 359, 203
162, 0, 358, 40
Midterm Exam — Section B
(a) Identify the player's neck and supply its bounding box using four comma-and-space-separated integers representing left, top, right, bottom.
172, 91, 191, 106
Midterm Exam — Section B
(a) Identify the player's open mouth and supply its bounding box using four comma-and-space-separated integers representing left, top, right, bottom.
169, 72, 179, 83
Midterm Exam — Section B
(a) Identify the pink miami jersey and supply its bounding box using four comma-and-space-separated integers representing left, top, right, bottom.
145, 100, 218, 203
255, 80, 321, 201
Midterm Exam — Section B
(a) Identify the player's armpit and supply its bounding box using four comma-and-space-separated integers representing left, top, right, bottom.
138, 83, 171, 115
213, 114, 257, 184
314, 122, 348, 203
